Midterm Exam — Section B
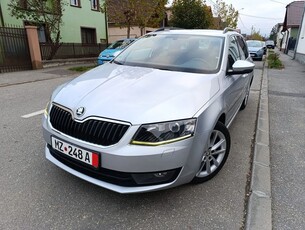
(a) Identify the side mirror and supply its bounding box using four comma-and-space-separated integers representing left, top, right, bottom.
227, 60, 255, 75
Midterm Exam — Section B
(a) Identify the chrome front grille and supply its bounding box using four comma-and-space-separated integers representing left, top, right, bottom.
49, 104, 129, 146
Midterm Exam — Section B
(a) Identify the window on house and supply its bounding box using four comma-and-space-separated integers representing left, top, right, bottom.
91, 0, 99, 11
38, 25, 47, 43
81, 28, 96, 44
70, 0, 80, 7
24, 21, 47, 43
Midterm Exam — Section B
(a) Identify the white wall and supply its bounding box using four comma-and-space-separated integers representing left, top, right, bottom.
108, 26, 156, 43
296, 16, 305, 54
276, 25, 283, 49
280, 29, 290, 51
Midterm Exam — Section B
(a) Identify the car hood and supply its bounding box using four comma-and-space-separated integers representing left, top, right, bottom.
53, 64, 220, 125
248, 47, 263, 52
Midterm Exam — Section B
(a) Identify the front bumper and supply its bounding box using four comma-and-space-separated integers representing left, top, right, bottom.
250, 52, 263, 59
42, 115, 203, 193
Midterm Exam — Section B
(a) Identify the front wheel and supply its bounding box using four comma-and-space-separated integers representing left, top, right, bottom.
192, 122, 231, 183
240, 81, 251, 110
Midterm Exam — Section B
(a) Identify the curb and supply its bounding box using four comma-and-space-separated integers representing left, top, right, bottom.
42, 57, 97, 68
246, 62, 272, 230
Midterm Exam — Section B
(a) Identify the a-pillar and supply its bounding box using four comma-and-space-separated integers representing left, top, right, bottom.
25, 25, 43, 69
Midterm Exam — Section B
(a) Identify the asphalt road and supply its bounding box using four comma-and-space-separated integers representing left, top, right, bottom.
0, 62, 263, 230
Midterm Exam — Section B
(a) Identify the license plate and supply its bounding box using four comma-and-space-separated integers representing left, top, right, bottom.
51, 137, 99, 168
250, 54, 255, 57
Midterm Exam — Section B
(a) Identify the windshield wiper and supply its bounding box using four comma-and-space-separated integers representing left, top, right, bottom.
113, 60, 124, 65
157, 67, 173, 71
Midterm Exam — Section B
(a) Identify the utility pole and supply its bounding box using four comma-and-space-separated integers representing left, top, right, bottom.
0, 3, 5, 26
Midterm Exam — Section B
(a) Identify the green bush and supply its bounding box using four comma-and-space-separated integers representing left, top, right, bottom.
267, 52, 283, 69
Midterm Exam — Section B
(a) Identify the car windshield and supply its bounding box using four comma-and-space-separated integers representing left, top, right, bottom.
108, 40, 133, 49
246, 41, 263, 47
113, 34, 224, 74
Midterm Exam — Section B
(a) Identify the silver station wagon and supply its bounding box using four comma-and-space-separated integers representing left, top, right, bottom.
43, 28, 254, 193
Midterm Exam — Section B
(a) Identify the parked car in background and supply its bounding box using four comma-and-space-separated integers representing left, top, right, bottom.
261, 41, 267, 54
266, 40, 275, 49
97, 38, 135, 65
43, 28, 255, 193
246, 40, 265, 61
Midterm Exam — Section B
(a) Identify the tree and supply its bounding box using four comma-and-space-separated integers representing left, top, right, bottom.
247, 26, 264, 41
169, 0, 213, 29
103, 0, 167, 38
103, 0, 136, 39
269, 25, 277, 41
135, 0, 167, 35
213, 0, 238, 29
8, 0, 66, 60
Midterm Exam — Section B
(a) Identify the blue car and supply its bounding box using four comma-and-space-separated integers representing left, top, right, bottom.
246, 40, 264, 61
97, 38, 135, 65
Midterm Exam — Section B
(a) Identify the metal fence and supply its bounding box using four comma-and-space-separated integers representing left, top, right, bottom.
0, 26, 32, 73
40, 43, 107, 60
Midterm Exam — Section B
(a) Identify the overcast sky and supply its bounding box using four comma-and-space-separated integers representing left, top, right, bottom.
168, 0, 303, 36
212, 0, 295, 36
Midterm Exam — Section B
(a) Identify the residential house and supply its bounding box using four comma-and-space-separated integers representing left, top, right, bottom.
295, 6, 305, 64
106, 1, 167, 43
0, 0, 107, 44
281, 1, 305, 56
275, 23, 283, 49
107, 26, 156, 44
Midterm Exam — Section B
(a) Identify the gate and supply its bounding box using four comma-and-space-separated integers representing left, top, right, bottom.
0, 26, 32, 73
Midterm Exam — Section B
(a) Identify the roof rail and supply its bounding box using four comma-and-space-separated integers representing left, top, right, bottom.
154, 27, 183, 32
223, 27, 239, 34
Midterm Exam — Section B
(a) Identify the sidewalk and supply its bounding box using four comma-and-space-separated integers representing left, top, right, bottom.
0, 63, 93, 87
246, 51, 305, 230
268, 52, 305, 229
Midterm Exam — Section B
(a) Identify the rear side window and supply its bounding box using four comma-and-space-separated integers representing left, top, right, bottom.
236, 36, 249, 59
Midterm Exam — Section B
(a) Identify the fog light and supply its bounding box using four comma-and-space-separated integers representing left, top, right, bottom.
154, 172, 168, 178
131, 168, 181, 185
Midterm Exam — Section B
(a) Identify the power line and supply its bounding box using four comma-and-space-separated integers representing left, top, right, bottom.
239, 13, 283, 20
269, 0, 287, 5
206, 0, 217, 6
238, 16, 249, 31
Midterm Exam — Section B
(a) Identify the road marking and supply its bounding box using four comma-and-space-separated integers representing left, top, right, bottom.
21, 109, 45, 118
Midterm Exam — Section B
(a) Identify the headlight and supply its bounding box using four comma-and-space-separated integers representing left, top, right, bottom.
131, 119, 196, 146
44, 102, 51, 117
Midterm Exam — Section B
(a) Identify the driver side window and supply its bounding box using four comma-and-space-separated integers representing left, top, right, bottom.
228, 36, 240, 70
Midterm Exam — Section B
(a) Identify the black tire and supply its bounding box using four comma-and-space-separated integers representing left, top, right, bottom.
240, 81, 251, 110
192, 121, 231, 183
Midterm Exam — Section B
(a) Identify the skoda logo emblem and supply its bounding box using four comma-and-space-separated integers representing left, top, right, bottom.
76, 107, 85, 116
